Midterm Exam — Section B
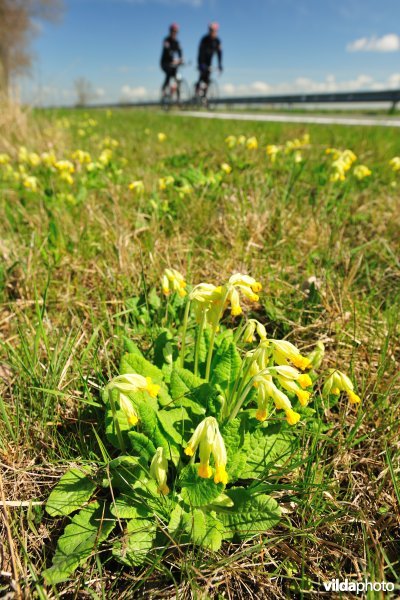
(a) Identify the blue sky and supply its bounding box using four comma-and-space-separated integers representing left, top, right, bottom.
20, 0, 400, 105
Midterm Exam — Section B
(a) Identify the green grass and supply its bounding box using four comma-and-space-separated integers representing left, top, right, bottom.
1, 107, 399, 598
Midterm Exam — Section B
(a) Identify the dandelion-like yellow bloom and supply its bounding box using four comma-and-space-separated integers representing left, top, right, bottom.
158, 132, 167, 142
184, 417, 228, 484
150, 447, 169, 494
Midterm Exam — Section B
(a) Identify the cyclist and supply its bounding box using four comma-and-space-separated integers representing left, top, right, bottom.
196, 22, 223, 95
160, 23, 183, 97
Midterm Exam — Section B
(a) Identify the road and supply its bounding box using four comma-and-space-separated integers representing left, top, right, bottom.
178, 111, 400, 128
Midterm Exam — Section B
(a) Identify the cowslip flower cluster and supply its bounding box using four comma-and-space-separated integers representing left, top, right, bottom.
184, 417, 228, 484
389, 157, 400, 172
328, 148, 357, 182
220, 162, 232, 174
158, 175, 174, 191
266, 144, 281, 163
353, 165, 372, 180
150, 447, 169, 495
285, 133, 310, 154
105, 373, 160, 426
162, 268, 187, 297
190, 273, 262, 326
246, 136, 258, 150
129, 180, 144, 194
322, 369, 361, 404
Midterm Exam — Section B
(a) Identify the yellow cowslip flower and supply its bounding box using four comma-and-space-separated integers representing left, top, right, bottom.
226, 273, 262, 316
87, 118, 97, 127
389, 157, 400, 172
158, 132, 167, 142
150, 447, 169, 494
184, 416, 228, 484
41, 151, 57, 167
237, 134, 246, 145
294, 151, 303, 163
22, 175, 38, 192
162, 268, 187, 297
322, 369, 361, 404
158, 175, 174, 191
221, 162, 232, 175
118, 392, 139, 426
254, 375, 301, 425
99, 149, 113, 166
242, 319, 267, 344
129, 180, 144, 194
59, 171, 74, 185
55, 160, 75, 174
0, 153, 10, 165
178, 183, 193, 198
326, 147, 341, 160
266, 144, 280, 163
353, 165, 371, 180
106, 373, 160, 407
269, 339, 311, 370
246, 136, 258, 150
225, 135, 236, 148
28, 153, 41, 167
18, 146, 29, 163
101, 136, 119, 149
71, 149, 91, 164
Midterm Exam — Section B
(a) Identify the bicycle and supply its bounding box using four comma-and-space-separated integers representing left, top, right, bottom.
160, 62, 191, 111
193, 67, 219, 111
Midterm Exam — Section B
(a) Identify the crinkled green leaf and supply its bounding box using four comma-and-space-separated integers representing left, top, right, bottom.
46, 468, 97, 517
136, 402, 180, 464
180, 465, 224, 507
169, 367, 206, 415
157, 407, 191, 446
108, 455, 144, 493
240, 427, 298, 479
128, 431, 157, 461
110, 496, 152, 519
153, 329, 178, 368
210, 340, 242, 397
112, 516, 156, 566
220, 488, 281, 539
186, 509, 224, 551
43, 502, 115, 585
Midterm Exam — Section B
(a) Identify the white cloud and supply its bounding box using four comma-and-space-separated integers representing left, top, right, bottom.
95, 87, 105, 97
347, 33, 400, 53
221, 73, 400, 97
120, 85, 148, 100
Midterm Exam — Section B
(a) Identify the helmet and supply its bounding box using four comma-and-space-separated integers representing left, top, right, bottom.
208, 22, 219, 32
170, 23, 179, 32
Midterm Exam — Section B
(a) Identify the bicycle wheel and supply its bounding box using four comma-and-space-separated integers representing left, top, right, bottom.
178, 79, 191, 109
206, 79, 219, 111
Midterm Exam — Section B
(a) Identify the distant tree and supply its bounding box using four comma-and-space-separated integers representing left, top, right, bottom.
74, 77, 96, 107
0, 0, 63, 94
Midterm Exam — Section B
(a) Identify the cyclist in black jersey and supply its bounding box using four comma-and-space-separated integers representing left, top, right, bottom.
160, 23, 183, 96
196, 22, 223, 94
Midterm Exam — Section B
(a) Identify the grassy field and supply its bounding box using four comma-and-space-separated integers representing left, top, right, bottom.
1, 106, 400, 598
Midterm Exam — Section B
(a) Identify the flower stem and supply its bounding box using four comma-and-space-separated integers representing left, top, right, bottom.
194, 311, 206, 377
109, 390, 126, 453
180, 299, 191, 368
